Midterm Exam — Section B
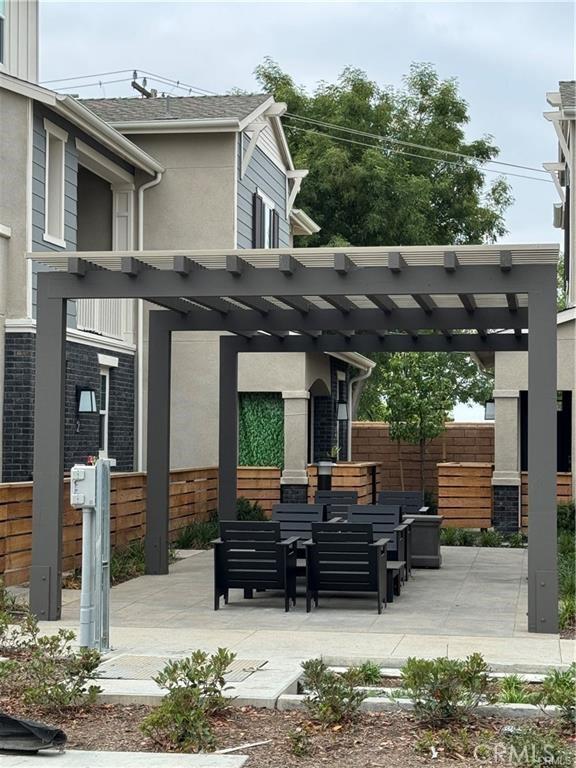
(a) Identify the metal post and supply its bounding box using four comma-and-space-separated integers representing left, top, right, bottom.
30, 287, 66, 620
79, 503, 95, 648
94, 459, 111, 652
218, 339, 238, 520
145, 315, 171, 574
527, 278, 558, 633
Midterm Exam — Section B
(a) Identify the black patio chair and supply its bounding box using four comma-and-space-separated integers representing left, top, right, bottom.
315, 490, 359, 520
346, 504, 411, 583
271, 504, 326, 545
305, 522, 389, 613
212, 521, 298, 612
377, 490, 430, 515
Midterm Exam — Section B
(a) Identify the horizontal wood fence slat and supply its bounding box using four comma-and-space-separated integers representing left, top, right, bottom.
521, 472, 573, 529
437, 463, 493, 528
307, 462, 381, 505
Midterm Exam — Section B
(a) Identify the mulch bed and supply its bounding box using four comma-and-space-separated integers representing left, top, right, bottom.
1, 700, 573, 767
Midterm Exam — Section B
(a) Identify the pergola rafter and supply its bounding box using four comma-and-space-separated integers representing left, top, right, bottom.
27, 244, 559, 635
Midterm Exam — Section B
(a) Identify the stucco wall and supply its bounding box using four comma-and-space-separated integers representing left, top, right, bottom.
131, 133, 236, 250
0, 89, 29, 319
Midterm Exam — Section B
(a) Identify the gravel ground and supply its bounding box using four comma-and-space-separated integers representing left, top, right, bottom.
1, 701, 574, 768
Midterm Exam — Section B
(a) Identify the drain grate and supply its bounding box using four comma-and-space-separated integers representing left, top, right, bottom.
98, 655, 267, 683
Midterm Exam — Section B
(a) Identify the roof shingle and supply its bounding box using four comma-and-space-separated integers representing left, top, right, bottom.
559, 81, 576, 111
79, 93, 271, 124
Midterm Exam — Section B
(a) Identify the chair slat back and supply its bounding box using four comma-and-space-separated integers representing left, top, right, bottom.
309, 522, 376, 589
218, 521, 284, 588
378, 491, 424, 515
315, 490, 359, 520
345, 506, 402, 551
272, 504, 325, 540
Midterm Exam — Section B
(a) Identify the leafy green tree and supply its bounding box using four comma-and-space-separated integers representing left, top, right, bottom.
255, 60, 510, 432
363, 353, 493, 493
255, 59, 513, 247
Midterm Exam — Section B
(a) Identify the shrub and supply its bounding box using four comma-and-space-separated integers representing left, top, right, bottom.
174, 515, 219, 550
288, 727, 312, 757
506, 532, 526, 548
0, 625, 101, 711
479, 529, 503, 548
141, 648, 235, 752
301, 658, 367, 726
441, 527, 459, 546
456, 529, 478, 547
109, 539, 147, 584
558, 502, 575, 534
495, 674, 536, 705
537, 665, 576, 726
559, 596, 576, 632
399, 653, 490, 723
343, 660, 382, 687
236, 497, 267, 521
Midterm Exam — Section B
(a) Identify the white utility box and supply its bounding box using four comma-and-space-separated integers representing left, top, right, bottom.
70, 465, 97, 508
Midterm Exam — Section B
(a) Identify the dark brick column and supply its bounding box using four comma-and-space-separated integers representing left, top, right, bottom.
492, 485, 520, 533
280, 484, 308, 503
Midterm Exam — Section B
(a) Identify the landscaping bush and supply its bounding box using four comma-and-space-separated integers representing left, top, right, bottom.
479, 529, 503, 548
301, 658, 367, 726
500, 725, 574, 767
558, 502, 575, 534
440, 527, 459, 546
494, 674, 536, 705
174, 514, 219, 550
415, 727, 472, 758
236, 497, 267, 521
537, 665, 576, 726
343, 660, 382, 687
141, 648, 235, 752
398, 653, 490, 723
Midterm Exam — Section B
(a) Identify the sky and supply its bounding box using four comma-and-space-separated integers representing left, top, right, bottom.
39, 0, 575, 420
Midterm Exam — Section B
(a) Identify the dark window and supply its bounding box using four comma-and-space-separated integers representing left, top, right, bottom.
252, 191, 279, 248
520, 390, 572, 472
0, 0, 4, 65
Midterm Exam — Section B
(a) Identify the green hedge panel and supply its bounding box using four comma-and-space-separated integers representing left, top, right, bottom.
238, 393, 284, 468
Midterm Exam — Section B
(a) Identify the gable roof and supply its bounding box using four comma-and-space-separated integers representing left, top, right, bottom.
559, 81, 576, 115
80, 94, 272, 125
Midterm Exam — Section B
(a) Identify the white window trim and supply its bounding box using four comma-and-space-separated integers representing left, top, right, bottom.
99, 365, 111, 458
97, 353, 118, 368
43, 118, 68, 247
0, 0, 6, 69
257, 188, 275, 248
75, 138, 134, 187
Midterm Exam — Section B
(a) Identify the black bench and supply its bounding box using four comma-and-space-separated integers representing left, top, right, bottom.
213, 521, 298, 612
345, 505, 411, 583
315, 490, 359, 520
378, 490, 430, 516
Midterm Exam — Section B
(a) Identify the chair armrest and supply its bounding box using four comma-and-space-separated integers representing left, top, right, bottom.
303, 539, 314, 547
371, 537, 390, 549
211, 538, 223, 545
419, 506, 430, 514
395, 524, 409, 532
403, 518, 415, 526
328, 516, 344, 523
280, 536, 300, 547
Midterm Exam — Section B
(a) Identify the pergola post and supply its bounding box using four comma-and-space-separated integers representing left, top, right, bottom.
30, 286, 66, 620
218, 338, 238, 520
145, 313, 172, 574
527, 280, 558, 633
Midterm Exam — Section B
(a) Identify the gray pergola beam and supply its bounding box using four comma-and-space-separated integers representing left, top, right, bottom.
459, 294, 477, 313
277, 296, 312, 313
30, 287, 67, 620
145, 314, 172, 574
321, 295, 356, 313
366, 295, 397, 313
527, 276, 558, 633
43, 264, 552, 300
154, 307, 528, 333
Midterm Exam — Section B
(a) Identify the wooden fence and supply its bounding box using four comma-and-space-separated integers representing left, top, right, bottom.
437, 463, 493, 528
307, 462, 381, 504
0, 465, 280, 586
521, 472, 573, 529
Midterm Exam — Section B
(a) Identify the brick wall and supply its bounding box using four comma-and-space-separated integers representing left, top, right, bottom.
2, 333, 135, 481
352, 421, 494, 496
313, 358, 350, 462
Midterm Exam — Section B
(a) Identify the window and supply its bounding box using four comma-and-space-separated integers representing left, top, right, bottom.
99, 368, 110, 457
252, 190, 280, 248
0, 0, 5, 65
43, 119, 68, 247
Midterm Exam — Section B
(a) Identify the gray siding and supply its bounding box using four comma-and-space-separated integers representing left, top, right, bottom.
30, 104, 134, 326
237, 133, 290, 249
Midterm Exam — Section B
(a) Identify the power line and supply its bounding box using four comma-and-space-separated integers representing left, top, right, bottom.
286, 125, 553, 183
57, 77, 134, 92
284, 113, 549, 175
41, 69, 135, 84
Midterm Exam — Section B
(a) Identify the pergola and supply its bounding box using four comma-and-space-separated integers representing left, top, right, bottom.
28, 244, 559, 633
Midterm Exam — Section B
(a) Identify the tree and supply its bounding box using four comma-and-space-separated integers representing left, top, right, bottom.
254, 59, 513, 247
255, 59, 511, 424
364, 353, 493, 493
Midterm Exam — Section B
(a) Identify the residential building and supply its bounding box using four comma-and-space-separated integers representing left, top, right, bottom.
0, 0, 373, 501
490, 80, 575, 528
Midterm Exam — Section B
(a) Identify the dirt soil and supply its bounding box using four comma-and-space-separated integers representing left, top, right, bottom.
1, 701, 573, 768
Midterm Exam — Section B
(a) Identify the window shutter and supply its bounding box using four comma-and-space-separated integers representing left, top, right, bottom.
252, 192, 264, 248
271, 209, 280, 248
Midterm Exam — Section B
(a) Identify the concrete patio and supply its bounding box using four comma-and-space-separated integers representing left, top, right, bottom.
29, 546, 574, 670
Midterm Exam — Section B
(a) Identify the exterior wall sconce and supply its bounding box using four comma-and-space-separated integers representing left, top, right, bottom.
77, 386, 98, 414
337, 401, 348, 421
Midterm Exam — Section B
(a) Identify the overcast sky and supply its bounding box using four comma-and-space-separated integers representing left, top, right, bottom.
40, 0, 575, 248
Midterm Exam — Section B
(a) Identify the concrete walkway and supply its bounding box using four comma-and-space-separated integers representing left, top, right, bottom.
28, 547, 574, 670
2, 752, 247, 767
